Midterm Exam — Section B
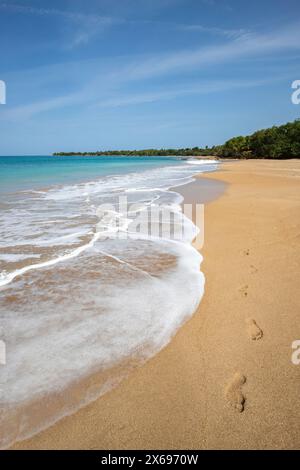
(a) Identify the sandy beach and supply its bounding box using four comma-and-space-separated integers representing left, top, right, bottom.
12, 159, 300, 450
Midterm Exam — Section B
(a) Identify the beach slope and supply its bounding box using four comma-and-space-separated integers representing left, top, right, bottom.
13, 159, 300, 450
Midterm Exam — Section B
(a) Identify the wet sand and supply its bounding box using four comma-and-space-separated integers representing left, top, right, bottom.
12, 159, 300, 450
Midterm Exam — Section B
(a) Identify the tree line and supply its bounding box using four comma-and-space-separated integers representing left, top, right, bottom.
53, 119, 300, 159
53, 147, 213, 157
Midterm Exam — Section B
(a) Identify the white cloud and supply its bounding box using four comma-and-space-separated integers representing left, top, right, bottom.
2, 74, 289, 122
2, 21, 300, 119
124, 24, 300, 80
0, 2, 123, 47
179, 24, 248, 39
92, 76, 290, 109
0, 2, 244, 46
0, 2, 114, 23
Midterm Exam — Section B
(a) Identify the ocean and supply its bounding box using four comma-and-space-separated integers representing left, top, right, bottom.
0, 155, 218, 448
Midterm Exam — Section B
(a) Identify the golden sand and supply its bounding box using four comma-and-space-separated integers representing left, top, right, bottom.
12, 159, 300, 450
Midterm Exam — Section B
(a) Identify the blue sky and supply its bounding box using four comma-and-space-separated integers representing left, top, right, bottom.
0, 0, 299, 155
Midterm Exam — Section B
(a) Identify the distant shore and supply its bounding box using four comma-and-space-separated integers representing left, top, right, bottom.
12, 159, 300, 450
53, 120, 300, 160
51, 153, 221, 162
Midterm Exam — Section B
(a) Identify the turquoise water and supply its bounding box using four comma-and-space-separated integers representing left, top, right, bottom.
0, 155, 184, 193
0, 154, 219, 448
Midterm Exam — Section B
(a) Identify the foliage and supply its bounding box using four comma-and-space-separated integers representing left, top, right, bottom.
53, 120, 300, 159
217, 120, 300, 159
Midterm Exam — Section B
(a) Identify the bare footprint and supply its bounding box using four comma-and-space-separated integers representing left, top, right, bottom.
225, 373, 246, 412
246, 318, 263, 341
250, 264, 258, 274
239, 285, 248, 297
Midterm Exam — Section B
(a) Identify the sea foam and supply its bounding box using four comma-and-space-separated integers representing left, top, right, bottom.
0, 159, 218, 448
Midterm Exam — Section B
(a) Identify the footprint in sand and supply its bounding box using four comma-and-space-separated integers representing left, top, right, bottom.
225, 373, 246, 413
246, 318, 263, 341
239, 285, 249, 297
250, 264, 258, 274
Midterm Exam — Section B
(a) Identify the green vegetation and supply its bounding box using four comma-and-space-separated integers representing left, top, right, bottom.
53, 120, 300, 159
53, 147, 213, 157
217, 119, 300, 159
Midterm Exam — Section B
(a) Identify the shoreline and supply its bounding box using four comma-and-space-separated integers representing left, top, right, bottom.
3, 161, 216, 450
12, 159, 300, 450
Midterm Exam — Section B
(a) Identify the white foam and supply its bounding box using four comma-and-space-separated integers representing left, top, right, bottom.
187, 159, 219, 165
1, 238, 204, 448
0, 231, 100, 287
0, 253, 41, 262
0, 158, 218, 448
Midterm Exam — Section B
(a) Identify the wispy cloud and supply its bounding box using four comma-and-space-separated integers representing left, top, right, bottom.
2, 92, 85, 121
0, 2, 124, 47
92, 76, 291, 109
2, 21, 300, 120
179, 23, 248, 39
198, 0, 233, 11
2, 73, 291, 122
124, 23, 300, 80
0, 2, 248, 47
0, 2, 118, 23
134, 18, 248, 39
0, 2, 246, 46
199, 0, 216, 5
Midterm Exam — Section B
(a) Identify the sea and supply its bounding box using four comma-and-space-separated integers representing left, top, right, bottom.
0, 155, 219, 448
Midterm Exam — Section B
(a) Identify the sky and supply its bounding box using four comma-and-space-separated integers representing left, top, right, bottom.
0, 0, 300, 155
